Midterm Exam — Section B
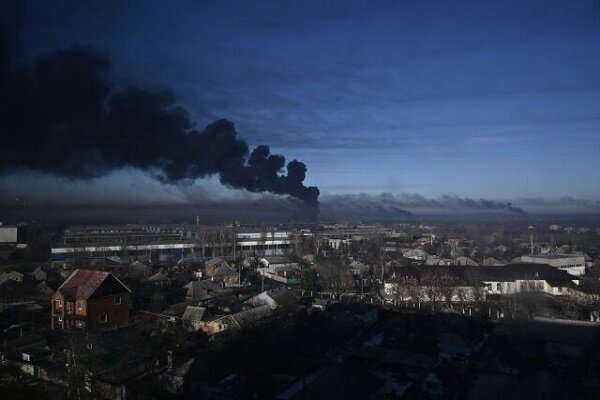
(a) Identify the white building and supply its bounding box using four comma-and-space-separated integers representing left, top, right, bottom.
0, 224, 18, 244
519, 254, 586, 276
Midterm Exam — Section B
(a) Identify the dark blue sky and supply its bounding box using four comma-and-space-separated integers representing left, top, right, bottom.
9, 0, 600, 201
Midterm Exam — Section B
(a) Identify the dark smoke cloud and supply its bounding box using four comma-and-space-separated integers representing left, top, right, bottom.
0, 28, 319, 205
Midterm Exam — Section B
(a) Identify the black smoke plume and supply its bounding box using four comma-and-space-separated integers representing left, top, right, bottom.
0, 31, 319, 205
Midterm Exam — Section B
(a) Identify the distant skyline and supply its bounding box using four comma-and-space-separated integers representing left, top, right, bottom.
2, 0, 599, 203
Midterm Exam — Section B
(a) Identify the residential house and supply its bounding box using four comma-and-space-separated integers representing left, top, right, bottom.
181, 306, 210, 332
0, 270, 24, 284
207, 264, 239, 287
30, 267, 47, 281
454, 256, 478, 266
199, 305, 274, 335
246, 286, 300, 312
425, 256, 452, 266
183, 279, 227, 302
482, 257, 506, 266
146, 269, 170, 286
204, 258, 229, 275
51, 269, 132, 331
402, 248, 430, 261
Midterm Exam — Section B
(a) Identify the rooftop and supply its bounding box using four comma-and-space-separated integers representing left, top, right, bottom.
57, 269, 130, 300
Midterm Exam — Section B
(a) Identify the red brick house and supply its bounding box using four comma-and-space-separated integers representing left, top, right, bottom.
51, 269, 132, 331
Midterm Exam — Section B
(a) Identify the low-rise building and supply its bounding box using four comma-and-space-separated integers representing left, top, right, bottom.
519, 254, 586, 276
207, 264, 239, 287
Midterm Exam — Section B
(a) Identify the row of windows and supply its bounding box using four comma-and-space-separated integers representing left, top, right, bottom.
486, 283, 513, 291
55, 295, 123, 308
57, 314, 108, 324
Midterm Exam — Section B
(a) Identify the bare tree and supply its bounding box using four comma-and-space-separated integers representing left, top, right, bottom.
406, 276, 422, 309
312, 231, 324, 259
421, 271, 442, 311
439, 274, 457, 309
465, 269, 485, 304
317, 259, 354, 295
389, 275, 410, 307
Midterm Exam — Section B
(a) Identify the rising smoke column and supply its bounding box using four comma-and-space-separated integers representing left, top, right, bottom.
0, 32, 320, 206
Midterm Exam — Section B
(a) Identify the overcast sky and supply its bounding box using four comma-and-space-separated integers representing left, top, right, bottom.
4, 0, 600, 203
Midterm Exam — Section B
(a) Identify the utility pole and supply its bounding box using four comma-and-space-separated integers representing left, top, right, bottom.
528, 225, 535, 255
360, 271, 364, 298
453, 241, 457, 266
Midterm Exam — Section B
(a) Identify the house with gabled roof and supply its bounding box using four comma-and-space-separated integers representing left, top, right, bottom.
204, 258, 229, 275
207, 264, 239, 286
182, 306, 211, 332
51, 269, 132, 331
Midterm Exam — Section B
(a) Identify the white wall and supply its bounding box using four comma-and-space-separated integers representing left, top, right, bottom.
0, 227, 17, 243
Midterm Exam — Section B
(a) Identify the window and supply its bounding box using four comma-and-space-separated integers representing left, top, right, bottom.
56, 299, 63, 307
57, 316, 63, 322
496, 283, 501, 292
77, 300, 84, 310
99, 313, 108, 323
115, 296, 122, 305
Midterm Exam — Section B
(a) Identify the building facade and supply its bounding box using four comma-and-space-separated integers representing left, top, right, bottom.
519, 254, 586, 276
51, 269, 132, 331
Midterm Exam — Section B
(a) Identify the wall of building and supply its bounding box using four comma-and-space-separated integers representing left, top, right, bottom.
86, 293, 132, 331
520, 255, 586, 276
0, 226, 18, 243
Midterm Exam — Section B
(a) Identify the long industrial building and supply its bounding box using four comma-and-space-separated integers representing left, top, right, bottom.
51, 224, 304, 264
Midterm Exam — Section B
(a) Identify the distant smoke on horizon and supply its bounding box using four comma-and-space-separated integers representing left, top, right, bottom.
0, 24, 320, 206
320, 193, 527, 218
0, 168, 535, 222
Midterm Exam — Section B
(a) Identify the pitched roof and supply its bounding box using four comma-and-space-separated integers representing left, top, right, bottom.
209, 264, 238, 277
205, 258, 226, 267
394, 263, 577, 286
57, 269, 130, 300
147, 270, 169, 281
231, 305, 273, 328
184, 280, 227, 299
182, 306, 208, 323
